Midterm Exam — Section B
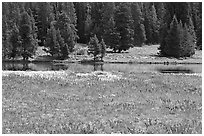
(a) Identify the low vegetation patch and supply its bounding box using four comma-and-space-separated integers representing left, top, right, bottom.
2, 71, 202, 134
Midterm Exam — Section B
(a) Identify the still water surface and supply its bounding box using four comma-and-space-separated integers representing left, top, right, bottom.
2, 62, 202, 74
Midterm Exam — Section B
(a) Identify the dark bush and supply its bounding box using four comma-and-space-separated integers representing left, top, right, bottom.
159, 15, 195, 58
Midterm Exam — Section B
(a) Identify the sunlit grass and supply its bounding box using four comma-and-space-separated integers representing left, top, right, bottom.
2, 71, 202, 134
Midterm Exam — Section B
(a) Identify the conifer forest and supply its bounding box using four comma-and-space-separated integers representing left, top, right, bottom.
2, 2, 202, 60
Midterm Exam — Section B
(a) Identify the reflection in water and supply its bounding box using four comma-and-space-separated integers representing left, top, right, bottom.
4, 62, 33, 71
2, 62, 105, 72
22, 63, 30, 71
157, 68, 194, 74
93, 64, 104, 71
2, 62, 202, 74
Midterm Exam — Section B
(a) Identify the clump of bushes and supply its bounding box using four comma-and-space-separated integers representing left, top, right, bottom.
159, 15, 196, 58
88, 35, 106, 61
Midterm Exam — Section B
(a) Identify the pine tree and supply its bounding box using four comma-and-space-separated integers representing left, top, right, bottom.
104, 16, 121, 52
9, 23, 20, 59
45, 22, 60, 57
196, 3, 201, 50
29, 9, 39, 50
90, 2, 104, 40
185, 22, 195, 56
180, 23, 190, 57
100, 39, 106, 61
36, 2, 52, 46
115, 3, 134, 52
159, 2, 197, 57
56, 29, 65, 59
19, 11, 37, 60
192, 2, 202, 50
84, 3, 92, 43
154, 2, 166, 30
144, 3, 159, 44
60, 2, 77, 26
165, 15, 182, 58
101, 2, 116, 46
162, 15, 195, 58
74, 2, 93, 43
131, 3, 146, 46
56, 12, 78, 54
74, 2, 87, 43
109, 27, 121, 52
65, 23, 78, 53
3, 3, 21, 29
88, 35, 101, 61
2, 15, 12, 59
188, 17, 197, 48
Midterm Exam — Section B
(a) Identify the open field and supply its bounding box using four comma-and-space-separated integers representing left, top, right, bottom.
69, 44, 202, 64
2, 71, 202, 134
4, 45, 202, 64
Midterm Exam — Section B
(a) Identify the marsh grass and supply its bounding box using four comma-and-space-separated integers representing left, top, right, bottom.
2, 71, 202, 134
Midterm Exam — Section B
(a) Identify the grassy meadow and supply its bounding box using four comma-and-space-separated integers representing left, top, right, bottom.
28, 44, 202, 64
2, 70, 202, 134
68, 44, 202, 64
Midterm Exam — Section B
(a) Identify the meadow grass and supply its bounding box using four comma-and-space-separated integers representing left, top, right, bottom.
2, 71, 202, 134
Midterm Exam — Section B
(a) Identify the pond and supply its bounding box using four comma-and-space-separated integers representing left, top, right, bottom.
2, 62, 202, 74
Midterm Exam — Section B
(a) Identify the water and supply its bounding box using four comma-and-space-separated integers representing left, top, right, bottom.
2, 62, 202, 74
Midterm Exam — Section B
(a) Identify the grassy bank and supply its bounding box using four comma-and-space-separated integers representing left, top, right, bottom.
2, 71, 202, 134
3, 45, 202, 64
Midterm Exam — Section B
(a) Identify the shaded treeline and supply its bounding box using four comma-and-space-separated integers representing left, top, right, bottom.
2, 2, 202, 60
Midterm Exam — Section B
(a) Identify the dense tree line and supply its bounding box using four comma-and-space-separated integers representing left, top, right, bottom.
2, 2, 202, 60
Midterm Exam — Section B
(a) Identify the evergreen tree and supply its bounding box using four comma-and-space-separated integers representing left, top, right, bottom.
88, 35, 101, 61
45, 22, 60, 57
56, 12, 78, 53
90, 2, 104, 40
9, 23, 20, 59
154, 3, 166, 21
19, 11, 37, 60
180, 23, 194, 57
154, 2, 166, 30
131, 3, 146, 46
115, 3, 134, 52
194, 3, 202, 50
109, 27, 121, 52
193, 2, 202, 50
159, 2, 196, 57
101, 3, 116, 48
59, 2, 77, 26
103, 15, 121, 52
162, 15, 195, 58
84, 3, 92, 43
2, 15, 12, 59
144, 3, 159, 44
100, 39, 106, 61
188, 17, 197, 48
74, 2, 87, 43
56, 29, 65, 59
29, 9, 39, 50
74, 2, 92, 43
36, 2, 52, 46
164, 15, 182, 57
3, 3, 21, 28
